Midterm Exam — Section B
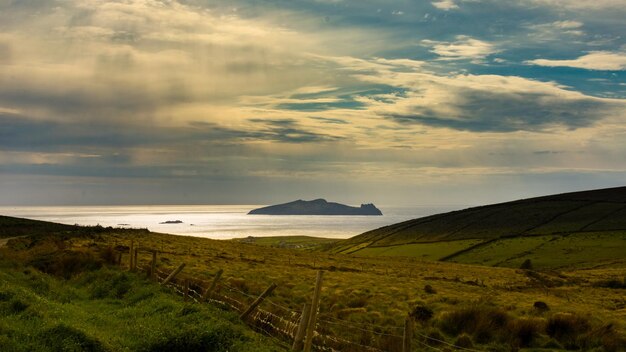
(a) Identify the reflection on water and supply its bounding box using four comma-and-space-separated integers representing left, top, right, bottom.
0, 205, 463, 240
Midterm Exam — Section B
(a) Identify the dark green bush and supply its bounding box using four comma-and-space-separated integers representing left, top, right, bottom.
439, 305, 510, 343
39, 324, 108, 352
546, 313, 590, 349
89, 272, 132, 299
410, 305, 434, 323
0, 299, 29, 315
508, 317, 545, 347
520, 259, 533, 270
0, 291, 14, 302
142, 323, 242, 352
30, 250, 102, 279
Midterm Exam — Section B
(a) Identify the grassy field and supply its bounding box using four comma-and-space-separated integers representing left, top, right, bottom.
0, 260, 282, 352
448, 232, 626, 269
232, 235, 338, 249
351, 239, 483, 260
331, 187, 626, 251
2, 215, 625, 351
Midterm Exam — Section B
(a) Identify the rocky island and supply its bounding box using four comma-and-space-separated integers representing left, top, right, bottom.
248, 199, 382, 215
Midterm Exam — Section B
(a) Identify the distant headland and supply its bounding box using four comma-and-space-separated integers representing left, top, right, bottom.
248, 199, 382, 216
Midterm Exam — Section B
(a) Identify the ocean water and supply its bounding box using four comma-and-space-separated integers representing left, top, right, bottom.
0, 205, 463, 239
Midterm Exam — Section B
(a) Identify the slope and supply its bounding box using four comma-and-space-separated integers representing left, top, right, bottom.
330, 186, 626, 269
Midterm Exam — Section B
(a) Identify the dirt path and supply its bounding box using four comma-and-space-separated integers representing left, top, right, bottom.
0, 236, 26, 248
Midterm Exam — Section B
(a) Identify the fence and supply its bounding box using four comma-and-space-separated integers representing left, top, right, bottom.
119, 240, 483, 352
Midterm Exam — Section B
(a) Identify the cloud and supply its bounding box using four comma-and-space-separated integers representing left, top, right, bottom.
526, 51, 626, 70
422, 36, 497, 61
335, 58, 626, 132
552, 20, 583, 29
431, 0, 459, 11
529, 0, 625, 9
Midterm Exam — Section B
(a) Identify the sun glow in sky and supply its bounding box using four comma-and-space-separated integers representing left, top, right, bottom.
1, 0, 625, 205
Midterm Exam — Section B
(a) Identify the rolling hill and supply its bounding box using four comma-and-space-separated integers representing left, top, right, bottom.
330, 186, 626, 269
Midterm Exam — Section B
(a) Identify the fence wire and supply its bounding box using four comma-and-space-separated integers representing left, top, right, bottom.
129, 254, 484, 352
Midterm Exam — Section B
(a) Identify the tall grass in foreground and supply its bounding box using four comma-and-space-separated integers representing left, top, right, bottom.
0, 261, 281, 352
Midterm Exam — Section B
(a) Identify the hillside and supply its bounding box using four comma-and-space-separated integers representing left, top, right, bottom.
330, 186, 626, 269
1, 215, 625, 351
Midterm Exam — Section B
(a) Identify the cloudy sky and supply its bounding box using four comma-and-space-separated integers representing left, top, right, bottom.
1, 0, 625, 206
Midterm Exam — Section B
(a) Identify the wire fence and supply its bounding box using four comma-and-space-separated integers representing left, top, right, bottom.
129, 251, 483, 352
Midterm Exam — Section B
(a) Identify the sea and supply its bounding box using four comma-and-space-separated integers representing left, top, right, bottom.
0, 205, 465, 240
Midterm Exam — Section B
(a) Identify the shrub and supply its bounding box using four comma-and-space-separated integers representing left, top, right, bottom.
424, 284, 436, 294
533, 301, 549, 313
439, 305, 510, 344
30, 250, 102, 279
520, 259, 533, 270
99, 247, 119, 265
546, 313, 590, 348
593, 279, 626, 289
0, 291, 14, 302
578, 323, 626, 352
143, 323, 242, 352
346, 295, 368, 308
89, 271, 132, 299
39, 324, 108, 352
0, 298, 29, 315
410, 305, 434, 324
508, 317, 545, 347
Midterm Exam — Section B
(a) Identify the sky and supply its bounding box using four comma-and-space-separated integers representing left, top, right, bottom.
0, 0, 625, 206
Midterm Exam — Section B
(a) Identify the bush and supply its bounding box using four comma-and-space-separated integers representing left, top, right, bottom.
593, 279, 626, 289
89, 271, 132, 299
578, 323, 626, 352
520, 259, 533, 270
508, 317, 545, 347
143, 323, 242, 352
533, 301, 549, 313
410, 305, 434, 324
346, 295, 368, 308
39, 324, 108, 352
424, 284, 436, 294
546, 313, 590, 348
0, 291, 14, 302
0, 299, 29, 315
30, 250, 102, 279
439, 305, 510, 344
99, 247, 119, 265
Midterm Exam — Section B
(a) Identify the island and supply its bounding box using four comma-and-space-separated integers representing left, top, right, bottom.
159, 220, 183, 224
248, 199, 382, 216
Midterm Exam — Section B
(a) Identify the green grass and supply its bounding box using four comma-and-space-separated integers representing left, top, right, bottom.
330, 187, 626, 257
531, 202, 625, 234
351, 239, 483, 260
449, 232, 626, 269
0, 263, 282, 352
232, 235, 338, 249
2, 215, 626, 351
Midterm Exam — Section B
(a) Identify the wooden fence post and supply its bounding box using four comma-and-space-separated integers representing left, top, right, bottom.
161, 263, 186, 286
133, 247, 138, 271
240, 283, 278, 320
128, 240, 134, 271
303, 271, 323, 352
149, 250, 157, 280
291, 303, 311, 351
403, 315, 413, 352
202, 269, 223, 301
